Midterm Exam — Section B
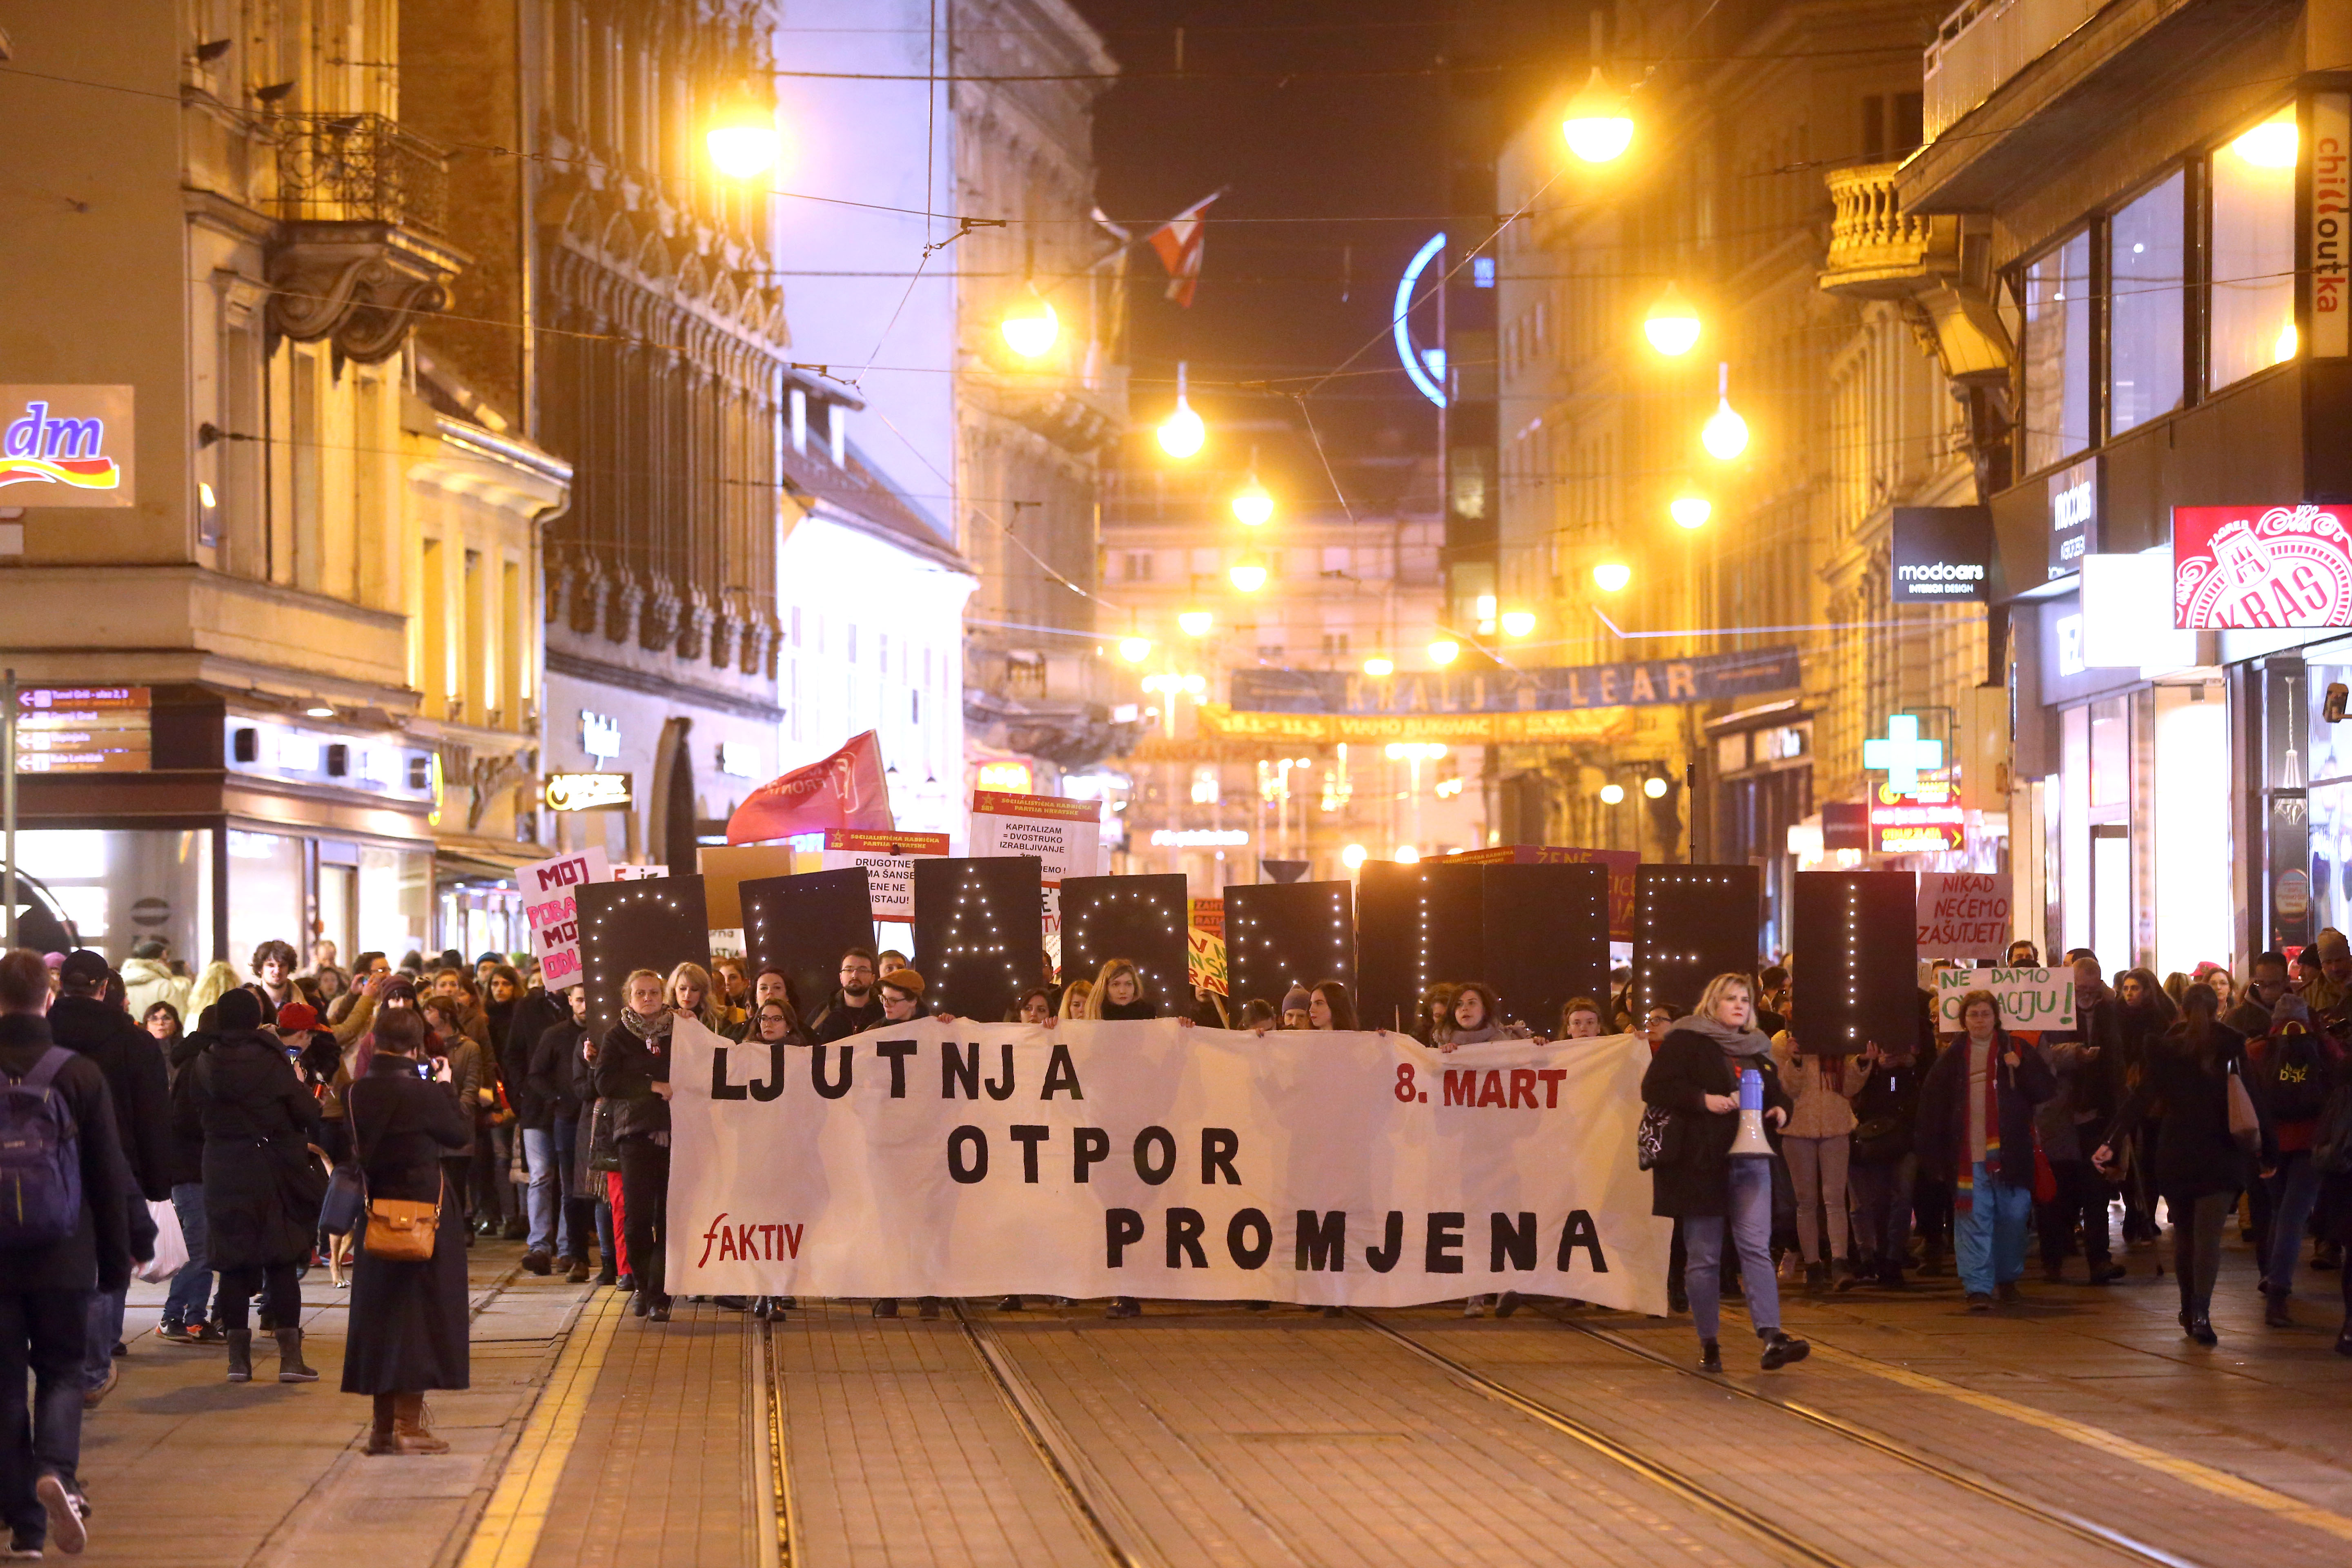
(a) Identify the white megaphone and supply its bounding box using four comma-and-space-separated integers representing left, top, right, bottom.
1727, 1065, 1774, 1158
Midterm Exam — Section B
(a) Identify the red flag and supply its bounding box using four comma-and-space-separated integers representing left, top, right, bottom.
725, 731, 895, 844
1146, 193, 1219, 308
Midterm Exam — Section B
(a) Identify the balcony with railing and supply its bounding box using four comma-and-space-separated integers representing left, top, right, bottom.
1923, 0, 2108, 142
1820, 164, 1959, 296
266, 114, 466, 363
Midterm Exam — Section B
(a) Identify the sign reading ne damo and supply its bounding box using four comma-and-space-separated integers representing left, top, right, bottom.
1231, 646, 1799, 716
1890, 506, 1991, 602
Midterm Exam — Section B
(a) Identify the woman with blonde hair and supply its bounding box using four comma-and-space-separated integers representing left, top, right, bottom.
1084, 958, 1158, 1020
595, 967, 677, 1321
188, 959, 242, 1021
665, 962, 731, 1036
1058, 979, 1093, 1022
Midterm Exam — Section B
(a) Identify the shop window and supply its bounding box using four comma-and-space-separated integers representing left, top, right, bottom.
2210, 107, 2299, 390
7, 829, 214, 966
2089, 696, 2129, 808
2022, 232, 2092, 473
2108, 172, 2185, 436
226, 830, 303, 973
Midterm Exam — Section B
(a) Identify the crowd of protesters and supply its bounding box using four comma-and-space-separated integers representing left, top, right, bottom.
10, 917, 2352, 1553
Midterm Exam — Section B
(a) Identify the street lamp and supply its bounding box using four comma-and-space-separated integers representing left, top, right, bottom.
706, 105, 782, 179
1228, 558, 1268, 593
1643, 775, 1669, 799
1118, 636, 1152, 663
1000, 291, 1059, 359
1643, 283, 1702, 356
1500, 609, 1536, 638
2233, 111, 2298, 168
1231, 465, 1274, 526
1363, 655, 1395, 677
1428, 638, 1459, 666
1702, 361, 1749, 460
1394, 844, 1422, 864
1157, 361, 1207, 459
1669, 488, 1712, 529
1592, 561, 1631, 592
1342, 843, 1369, 870
1599, 782, 1626, 805
1561, 67, 1633, 164
1178, 608, 1213, 637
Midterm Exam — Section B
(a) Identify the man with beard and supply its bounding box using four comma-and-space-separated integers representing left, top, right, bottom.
808, 948, 886, 1043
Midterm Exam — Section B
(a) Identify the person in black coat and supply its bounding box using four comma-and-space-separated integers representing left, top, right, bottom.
176, 988, 324, 1383
2095, 982, 2258, 1345
156, 1017, 225, 1343
1846, 1037, 1926, 1287
0, 949, 135, 1558
808, 948, 884, 1042
1917, 989, 2056, 1312
526, 985, 594, 1281
1638, 972, 1805, 1374
593, 969, 676, 1320
343, 1007, 471, 1454
47, 950, 170, 1407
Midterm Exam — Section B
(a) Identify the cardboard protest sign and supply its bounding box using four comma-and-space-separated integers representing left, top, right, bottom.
1188, 898, 1227, 996
1933, 967, 2075, 1033
1917, 872, 2012, 960
517, 847, 611, 989
969, 790, 1102, 962
818, 829, 950, 920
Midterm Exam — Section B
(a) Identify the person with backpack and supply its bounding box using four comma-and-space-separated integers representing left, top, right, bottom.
2247, 994, 2342, 1324
1, 947, 136, 1558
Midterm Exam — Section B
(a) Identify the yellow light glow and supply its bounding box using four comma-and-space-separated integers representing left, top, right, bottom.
1231, 478, 1274, 526
1643, 283, 1702, 356
1394, 844, 1421, 864
1599, 782, 1626, 805
706, 122, 781, 180
1670, 492, 1712, 529
1474, 592, 1498, 634
1702, 397, 1749, 460
1158, 400, 1206, 459
2277, 319, 2300, 363
1181, 674, 1206, 696
1499, 610, 1536, 638
1427, 638, 1459, 666
1643, 775, 1669, 799
2234, 116, 2299, 169
1561, 68, 1633, 164
1118, 636, 1152, 663
1341, 842, 1368, 870
1592, 561, 1631, 593
1362, 656, 1394, 677
1178, 609, 1213, 637
1000, 296, 1059, 359
1229, 561, 1268, 593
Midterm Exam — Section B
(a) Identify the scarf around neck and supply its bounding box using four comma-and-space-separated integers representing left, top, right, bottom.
621, 1007, 674, 1043
1673, 1013, 1770, 1058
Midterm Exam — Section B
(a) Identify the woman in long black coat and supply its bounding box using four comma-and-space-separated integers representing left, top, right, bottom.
178, 987, 323, 1383
343, 1006, 473, 1453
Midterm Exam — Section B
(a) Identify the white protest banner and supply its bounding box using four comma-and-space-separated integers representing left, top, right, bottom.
970, 790, 1103, 959
666, 1017, 1669, 1310
1934, 966, 2075, 1033
516, 847, 611, 989
1917, 872, 2012, 959
820, 829, 950, 920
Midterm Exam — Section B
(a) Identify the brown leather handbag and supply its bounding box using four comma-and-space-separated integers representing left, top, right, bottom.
363, 1176, 444, 1263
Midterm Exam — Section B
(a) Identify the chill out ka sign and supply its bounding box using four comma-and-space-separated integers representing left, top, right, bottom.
665, 1016, 1670, 1310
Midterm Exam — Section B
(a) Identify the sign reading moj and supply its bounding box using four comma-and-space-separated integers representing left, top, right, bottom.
1933, 967, 2075, 1034
517, 847, 611, 989
666, 1016, 1670, 1310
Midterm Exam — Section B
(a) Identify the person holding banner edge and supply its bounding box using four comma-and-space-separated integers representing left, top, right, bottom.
1639, 973, 1807, 1374
595, 969, 676, 1322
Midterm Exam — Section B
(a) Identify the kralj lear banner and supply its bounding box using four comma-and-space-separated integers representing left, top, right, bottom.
666, 1017, 1669, 1312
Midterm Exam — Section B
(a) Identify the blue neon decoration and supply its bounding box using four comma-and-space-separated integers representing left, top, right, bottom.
1394, 232, 1447, 409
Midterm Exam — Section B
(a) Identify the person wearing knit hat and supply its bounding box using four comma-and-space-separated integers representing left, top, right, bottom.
1280, 986, 1312, 1029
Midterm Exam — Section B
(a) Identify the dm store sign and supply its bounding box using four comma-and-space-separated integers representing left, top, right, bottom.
0, 388, 135, 508
2173, 505, 2352, 629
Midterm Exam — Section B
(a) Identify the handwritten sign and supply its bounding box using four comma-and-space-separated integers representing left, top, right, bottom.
1916, 872, 2011, 959
517, 847, 612, 988
1934, 967, 2074, 1034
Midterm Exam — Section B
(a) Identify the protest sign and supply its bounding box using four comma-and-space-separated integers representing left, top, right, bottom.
1933, 967, 2075, 1033
969, 790, 1103, 958
666, 1018, 1668, 1310
1917, 872, 2012, 959
1188, 896, 1227, 996
516, 847, 610, 989
819, 829, 950, 920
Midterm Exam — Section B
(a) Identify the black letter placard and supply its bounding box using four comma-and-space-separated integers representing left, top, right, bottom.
576, 876, 714, 1039
1632, 864, 1760, 1021
913, 856, 1045, 1020
1223, 880, 1356, 1010
1789, 871, 1917, 1055
739, 867, 877, 1023
1482, 861, 1609, 1033
1059, 873, 1189, 1011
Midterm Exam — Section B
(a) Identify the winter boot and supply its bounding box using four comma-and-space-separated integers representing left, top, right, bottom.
392, 1392, 450, 1454
367, 1393, 401, 1454
276, 1327, 318, 1382
226, 1330, 254, 1383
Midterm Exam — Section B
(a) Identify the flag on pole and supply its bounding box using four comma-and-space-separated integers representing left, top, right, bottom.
725, 730, 895, 843
1146, 193, 1219, 308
